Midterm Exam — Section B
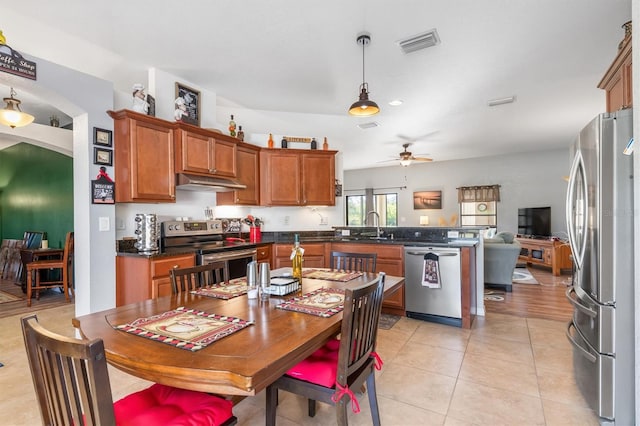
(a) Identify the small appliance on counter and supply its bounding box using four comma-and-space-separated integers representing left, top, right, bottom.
134, 213, 160, 254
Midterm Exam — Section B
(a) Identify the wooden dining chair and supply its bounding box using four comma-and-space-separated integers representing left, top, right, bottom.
266, 273, 386, 426
25, 231, 74, 307
21, 314, 237, 426
170, 260, 230, 294
330, 251, 377, 273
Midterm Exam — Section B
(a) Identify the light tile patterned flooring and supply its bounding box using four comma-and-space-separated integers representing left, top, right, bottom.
0, 302, 598, 425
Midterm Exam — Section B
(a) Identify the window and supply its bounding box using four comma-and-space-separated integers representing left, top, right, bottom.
346, 193, 397, 226
457, 185, 500, 227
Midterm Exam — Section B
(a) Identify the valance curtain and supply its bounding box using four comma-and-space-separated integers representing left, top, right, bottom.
457, 185, 501, 202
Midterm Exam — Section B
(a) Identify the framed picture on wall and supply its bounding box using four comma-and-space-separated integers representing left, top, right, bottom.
93, 127, 112, 147
175, 82, 201, 126
413, 190, 442, 209
93, 147, 113, 166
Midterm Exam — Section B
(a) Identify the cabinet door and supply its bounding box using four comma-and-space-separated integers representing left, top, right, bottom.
176, 129, 213, 174
217, 144, 259, 205
301, 153, 335, 206
212, 138, 237, 177
256, 243, 272, 264
152, 277, 173, 299
260, 150, 301, 205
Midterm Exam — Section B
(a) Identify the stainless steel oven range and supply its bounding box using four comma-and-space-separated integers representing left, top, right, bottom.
160, 219, 257, 279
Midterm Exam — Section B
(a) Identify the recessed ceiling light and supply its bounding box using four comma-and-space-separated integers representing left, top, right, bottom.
487, 96, 516, 107
388, 100, 403, 106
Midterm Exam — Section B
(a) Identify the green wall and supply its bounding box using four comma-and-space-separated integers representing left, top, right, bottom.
0, 143, 73, 248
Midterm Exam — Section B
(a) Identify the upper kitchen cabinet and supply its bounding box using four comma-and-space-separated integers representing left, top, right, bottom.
216, 142, 260, 206
174, 125, 237, 177
260, 148, 337, 206
598, 29, 632, 113
108, 109, 177, 203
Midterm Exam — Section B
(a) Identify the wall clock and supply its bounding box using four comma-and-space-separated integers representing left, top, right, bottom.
477, 203, 488, 212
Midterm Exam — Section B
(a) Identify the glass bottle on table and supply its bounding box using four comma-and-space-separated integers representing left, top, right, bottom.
291, 234, 304, 280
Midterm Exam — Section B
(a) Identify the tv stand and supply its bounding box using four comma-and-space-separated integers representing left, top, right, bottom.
516, 237, 572, 276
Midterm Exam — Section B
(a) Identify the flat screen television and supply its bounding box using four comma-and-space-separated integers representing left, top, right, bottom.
518, 206, 551, 237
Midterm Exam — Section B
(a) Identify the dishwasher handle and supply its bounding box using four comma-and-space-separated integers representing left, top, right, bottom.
405, 251, 458, 257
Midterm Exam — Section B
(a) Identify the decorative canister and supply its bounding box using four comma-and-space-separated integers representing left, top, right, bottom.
134, 213, 160, 254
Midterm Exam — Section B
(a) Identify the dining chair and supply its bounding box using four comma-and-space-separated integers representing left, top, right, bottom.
265, 272, 386, 426
170, 260, 230, 294
21, 314, 237, 426
25, 231, 74, 307
330, 251, 377, 273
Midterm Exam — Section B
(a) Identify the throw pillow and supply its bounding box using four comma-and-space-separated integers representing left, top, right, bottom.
495, 231, 515, 244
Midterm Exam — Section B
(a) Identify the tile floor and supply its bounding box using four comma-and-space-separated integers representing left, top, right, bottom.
0, 304, 599, 425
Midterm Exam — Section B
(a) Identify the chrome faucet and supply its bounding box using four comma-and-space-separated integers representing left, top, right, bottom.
366, 210, 382, 237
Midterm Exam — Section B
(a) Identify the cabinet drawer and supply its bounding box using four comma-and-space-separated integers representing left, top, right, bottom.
257, 244, 272, 262
151, 254, 195, 278
274, 242, 325, 257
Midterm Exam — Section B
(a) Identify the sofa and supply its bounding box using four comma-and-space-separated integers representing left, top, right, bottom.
484, 231, 521, 292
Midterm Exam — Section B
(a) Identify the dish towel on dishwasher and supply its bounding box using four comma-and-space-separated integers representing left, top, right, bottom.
422, 253, 441, 288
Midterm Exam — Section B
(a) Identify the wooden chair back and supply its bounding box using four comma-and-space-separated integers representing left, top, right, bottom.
21, 314, 117, 425
170, 260, 229, 294
330, 251, 377, 273
25, 231, 74, 307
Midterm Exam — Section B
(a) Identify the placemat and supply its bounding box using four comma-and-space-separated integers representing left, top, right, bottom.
114, 306, 253, 352
301, 269, 364, 282
276, 287, 345, 317
191, 277, 248, 299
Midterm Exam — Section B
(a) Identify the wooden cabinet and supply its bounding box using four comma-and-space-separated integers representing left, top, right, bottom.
108, 110, 177, 203
216, 143, 260, 205
599, 33, 632, 112
516, 237, 572, 276
256, 243, 272, 266
175, 126, 237, 177
260, 149, 336, 206
330, 242, 405, 315
273, 242, 328, 269
116, 253, 195, 306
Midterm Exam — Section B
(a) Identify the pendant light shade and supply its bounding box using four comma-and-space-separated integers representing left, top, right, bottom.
348, 33, 379, 117
0, 87, 34, 128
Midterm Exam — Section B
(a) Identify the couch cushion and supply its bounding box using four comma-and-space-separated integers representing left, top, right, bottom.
113, 383, 234, 426
495, 231, 515, 244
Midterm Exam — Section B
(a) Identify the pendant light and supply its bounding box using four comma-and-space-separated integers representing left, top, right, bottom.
0, 87, 35, 128
348, 33, 380, 116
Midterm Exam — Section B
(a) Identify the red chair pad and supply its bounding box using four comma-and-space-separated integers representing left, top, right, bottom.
113, 383, 233, 425
285, 338, 340, 387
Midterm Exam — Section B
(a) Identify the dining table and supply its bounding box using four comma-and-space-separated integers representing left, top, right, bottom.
73, 268, 404, 397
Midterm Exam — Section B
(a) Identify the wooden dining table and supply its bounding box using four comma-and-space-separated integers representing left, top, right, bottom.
74, 269, 404, 397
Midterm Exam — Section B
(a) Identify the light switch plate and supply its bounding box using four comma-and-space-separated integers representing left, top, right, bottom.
99, 217, 110, 232
447, 230, 459, 238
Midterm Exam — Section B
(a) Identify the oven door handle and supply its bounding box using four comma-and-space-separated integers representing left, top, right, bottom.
201, 248, 257, 262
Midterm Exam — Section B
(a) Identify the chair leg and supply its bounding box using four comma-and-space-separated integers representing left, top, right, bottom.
335, 396, 349, 426
308, 398, 316, 417
26, 269, 32, 307
62, 268, 70, 302
265, 385, 278, 426
366, 372, 381, 426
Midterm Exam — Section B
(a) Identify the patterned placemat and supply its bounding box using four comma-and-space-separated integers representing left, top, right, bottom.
114, 306, 253, 352
301, 269, 364, 282
191, 277, 248, 299
276, 287, 345, 317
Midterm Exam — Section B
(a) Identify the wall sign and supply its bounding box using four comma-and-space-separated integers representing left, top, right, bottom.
91, 167, 115, 204
0, 44, 37, 80
175, 82, 200, 126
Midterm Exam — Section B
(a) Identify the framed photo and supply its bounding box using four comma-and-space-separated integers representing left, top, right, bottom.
93, 147, 113, 166
93, 127, 112, 147
175, 82, 201, 126
413, 190, 442, 210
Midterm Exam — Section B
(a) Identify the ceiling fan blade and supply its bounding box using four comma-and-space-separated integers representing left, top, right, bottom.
412, 157, 433, 162
376, 158, 401, 163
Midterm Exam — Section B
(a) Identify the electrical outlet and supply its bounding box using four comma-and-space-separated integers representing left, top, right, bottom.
116, 218, 126, 230
99, 217, 110, 232
320, 216, 329, 225
283, 215, 290, 226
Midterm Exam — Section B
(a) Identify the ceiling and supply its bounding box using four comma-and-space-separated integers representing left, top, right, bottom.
1, 0, 632, 170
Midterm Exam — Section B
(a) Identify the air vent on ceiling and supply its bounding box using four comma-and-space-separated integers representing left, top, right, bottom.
397, 29, 440, 54
357, 121, 380, 130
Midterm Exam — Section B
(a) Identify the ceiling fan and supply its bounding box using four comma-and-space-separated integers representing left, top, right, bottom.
378, 143, 433, 167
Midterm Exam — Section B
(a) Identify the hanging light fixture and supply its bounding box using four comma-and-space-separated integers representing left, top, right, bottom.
348, 33, 380, 116
0, 87, 35, 128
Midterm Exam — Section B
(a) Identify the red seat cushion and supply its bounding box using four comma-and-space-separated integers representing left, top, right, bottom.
113, 384, 233, 426
285, 338, 340, 387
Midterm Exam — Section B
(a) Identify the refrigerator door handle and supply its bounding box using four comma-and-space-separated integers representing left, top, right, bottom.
565, 287, 597, 318
565, 150, 587, 270
566, 321, 597, 363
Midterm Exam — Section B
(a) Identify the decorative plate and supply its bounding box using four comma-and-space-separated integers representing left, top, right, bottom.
477, 203, 488, 212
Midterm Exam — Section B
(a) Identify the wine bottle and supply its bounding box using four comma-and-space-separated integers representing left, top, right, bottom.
228, 115, 236, 137
291, 234, 304, 280
268, 133, 274, 148
237, 125, 244, 141
311, 138, 317, 150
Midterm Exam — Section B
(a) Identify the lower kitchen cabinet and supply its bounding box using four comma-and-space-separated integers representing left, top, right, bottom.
330, 242, 405, 315
116, 253, 195, 306
273, 243, 327, 269
256, 243, 272, 266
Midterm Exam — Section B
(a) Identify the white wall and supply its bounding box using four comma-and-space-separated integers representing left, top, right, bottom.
345, 148, 571, 237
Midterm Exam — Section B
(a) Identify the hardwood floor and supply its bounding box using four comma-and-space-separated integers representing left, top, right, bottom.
483, 265, 574, 322
0, 278, 70, 319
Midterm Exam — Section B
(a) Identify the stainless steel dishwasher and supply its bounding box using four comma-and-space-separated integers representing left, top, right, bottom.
404, 246, 462, 327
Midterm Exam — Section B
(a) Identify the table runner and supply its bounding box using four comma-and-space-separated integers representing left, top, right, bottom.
302, 269, 364, 282
190, 277, 248, 299
276, 287, 345, 317
114, 306, 253, 352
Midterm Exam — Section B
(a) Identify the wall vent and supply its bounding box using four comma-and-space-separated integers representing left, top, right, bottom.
357, 121, 379, 130
397, 29, 440, 54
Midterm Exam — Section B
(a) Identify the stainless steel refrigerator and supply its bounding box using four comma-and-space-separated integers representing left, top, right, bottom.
565, 108, 635, 425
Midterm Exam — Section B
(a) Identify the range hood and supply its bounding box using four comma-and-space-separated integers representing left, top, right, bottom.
176, 173, 246, 192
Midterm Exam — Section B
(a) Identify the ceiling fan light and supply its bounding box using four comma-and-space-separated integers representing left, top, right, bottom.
0, 88, 34, 128
400, 159, 412, 167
